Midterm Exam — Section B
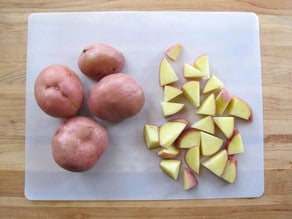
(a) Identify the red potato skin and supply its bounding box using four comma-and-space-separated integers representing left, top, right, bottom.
88, 73, 145, 123
228, 154, 237, 165
78, 43, 125, 80
34, 64, 84, 118
218, 88, 232, 103
52, 116, 108, 172
183, 167, 198, 190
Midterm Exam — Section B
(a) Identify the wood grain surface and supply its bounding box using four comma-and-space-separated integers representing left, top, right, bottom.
0, 0, 291, 218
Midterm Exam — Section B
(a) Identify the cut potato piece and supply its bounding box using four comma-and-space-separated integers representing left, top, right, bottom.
157, 145, 181, 159
175, 128, 200, 149
161, 102, 184, 117
185, 146, 200, 174
159, 58, 179, 86
213, 116, 234, 139
197, 93, 216, 116
144, 124, 160, 149
184, 64, 206, 79
203, 75, 224, 94
226, 130, 244, 155
160, 159, 181, 180
159, 119, 188, 148
202, 149, 228, 177
165, 43, 183, 61
164, 85, 183, 102
200, 131, 224, 156
215, 88, 233, 115
182, 81, 200, 108
221, 157, 237, 183
191, 115, 215, 134
193, 54, 210, 78
227, 97, 253, 121
183, 167, 198, 190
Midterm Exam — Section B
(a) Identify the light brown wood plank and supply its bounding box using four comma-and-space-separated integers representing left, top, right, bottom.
0, 0, 292, 218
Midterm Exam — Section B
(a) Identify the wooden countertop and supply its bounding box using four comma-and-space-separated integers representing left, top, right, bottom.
0, 1, 291, 218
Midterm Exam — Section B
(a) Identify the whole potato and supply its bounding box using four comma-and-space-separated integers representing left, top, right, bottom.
88, 73, 145, 123
52, 116, 108, 172
78, 43, 125, 80
34, 64, 84, 118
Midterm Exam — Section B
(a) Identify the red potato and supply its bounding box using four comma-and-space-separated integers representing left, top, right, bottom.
88, 73, 145, 123
34, 64, 84, 118
52, 116, 108, 172
78, 43, 125, 80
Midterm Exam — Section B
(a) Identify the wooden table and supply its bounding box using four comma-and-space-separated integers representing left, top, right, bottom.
0, 1, 291, 218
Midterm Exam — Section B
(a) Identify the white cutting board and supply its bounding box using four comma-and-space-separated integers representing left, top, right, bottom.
25, 12, 264, 200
